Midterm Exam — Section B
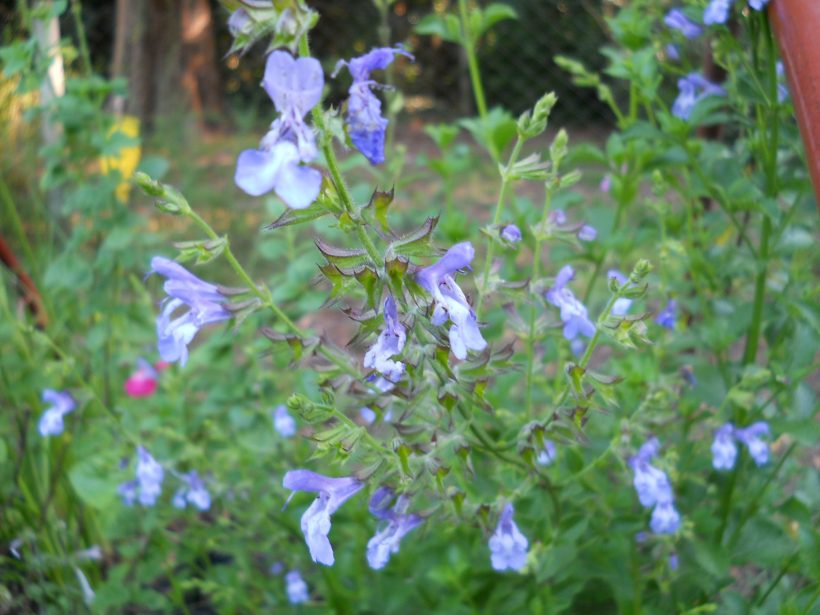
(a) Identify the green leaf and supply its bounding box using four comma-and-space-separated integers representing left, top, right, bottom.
415, 13, 462, 44
389, 216, 439, 258
477, 3, 517, 37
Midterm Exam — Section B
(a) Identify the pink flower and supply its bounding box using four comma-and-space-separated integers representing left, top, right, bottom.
124, 360, 159, 398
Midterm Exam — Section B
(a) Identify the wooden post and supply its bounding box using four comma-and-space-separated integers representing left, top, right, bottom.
769, 0, 820, 211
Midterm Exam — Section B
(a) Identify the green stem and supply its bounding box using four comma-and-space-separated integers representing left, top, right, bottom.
743, 14, 779, 366
69, 0, 93, 76
476, 136, 524, 312
524, 176, 558, 415
458, 0, 488, 121
185, 209, 364, 380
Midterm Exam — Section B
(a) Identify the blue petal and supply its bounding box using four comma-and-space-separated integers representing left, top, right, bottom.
275, 162, 322, 210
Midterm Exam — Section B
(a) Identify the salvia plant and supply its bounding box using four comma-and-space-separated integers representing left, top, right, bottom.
0, 0, 817, 613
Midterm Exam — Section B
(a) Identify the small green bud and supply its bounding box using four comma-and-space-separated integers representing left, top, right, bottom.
549, 129, 569, 165
532, 91, 558, 122
134, 172, 164, 197
630, 259, 652, 283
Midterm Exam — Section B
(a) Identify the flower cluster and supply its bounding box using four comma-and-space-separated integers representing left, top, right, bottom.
489, 503, 529, 572
235, 51, 324, 209
366, 488, 424, 570
546, 265, 595, 342
416, 242, 487, 360
704, 0, 769, 26
118, 446, 165, 507
38, 389, 76, 437
664, 9, 702, 40
334, 47, 413, 165
629, 438, 681, 534
363, 296, 406, 382
151, 257, 230, 367
711, 421, 771, 469
172, 471, 212, 511
672, 73, 726, 120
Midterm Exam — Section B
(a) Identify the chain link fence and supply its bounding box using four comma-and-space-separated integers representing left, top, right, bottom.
308, 0, 617, 126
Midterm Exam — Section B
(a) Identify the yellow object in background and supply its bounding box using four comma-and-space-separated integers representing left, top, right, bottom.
100, 115, 141, 203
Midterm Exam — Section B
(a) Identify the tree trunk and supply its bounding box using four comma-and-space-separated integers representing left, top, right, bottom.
111, 0, 222, 131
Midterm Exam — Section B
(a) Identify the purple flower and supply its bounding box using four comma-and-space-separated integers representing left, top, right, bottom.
235, 51, 323, 209
172, 471, 211, 511
500, 224, 522, 243
669, 553, 679, 570
417, 242, 487, 360
536, 440, 557, 466
608, 270, 633, 317
38, 389, 76, 437
282, 470, 365, 566
489, 503, 529, 572
366, 489, 424, 570
748, 0, 769, 10
334, 47, 413, 165
599, 175, 612, 193
135, 446, 164, 506
364, 296, 406, 382
630, 438, 680, 534
672, 73, 726, 120
711, 423, 738, 470
227, 8, 251, 36
285, 570, 309, 604
548, 209, 567, 225
666, 44, 681, 62
577, 225, 597, 242
273, 405, 297, 438
150, 257, 231, 367
735, 422, 770, 466
650, 500, 681, 534
546, 265, 595, 341
120, 446, 165, 507
704, 0, 733, 25
656, 299, 677, 329
359, 407, 377, 424
664, 9, 703, 39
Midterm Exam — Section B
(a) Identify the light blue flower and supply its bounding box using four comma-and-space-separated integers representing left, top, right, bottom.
546, 265, 595, 341
735, 422, 770, 466
656, 299, 677, 329
630, 438, 681, 535
672, 73, 726, 120
359, 407, 377, 424
283, 470, 365, 566
650, 500, 681, 534
577, 224, 597, 242
664, 9, 703, 39
608, 270, 633, 317
364, 296, 406, 382
666, 44, 680, 62
748, 0, 769, 10
704, 0, 733, 25
135, 446, 164, 506
235, 51, 323, 209
711, 423, 738, 470
489, 503, 529, 572
536, 440, 557, 466
500, 224, 522, 243
334, 47, 414, 165
172, 471, 211, 511
417, 242, 487, 360
38, 389, 76, 437
285, 570, 309, 604
366, 489, 424, 570
150, 257, 230, 367
273, 405, 297, 438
